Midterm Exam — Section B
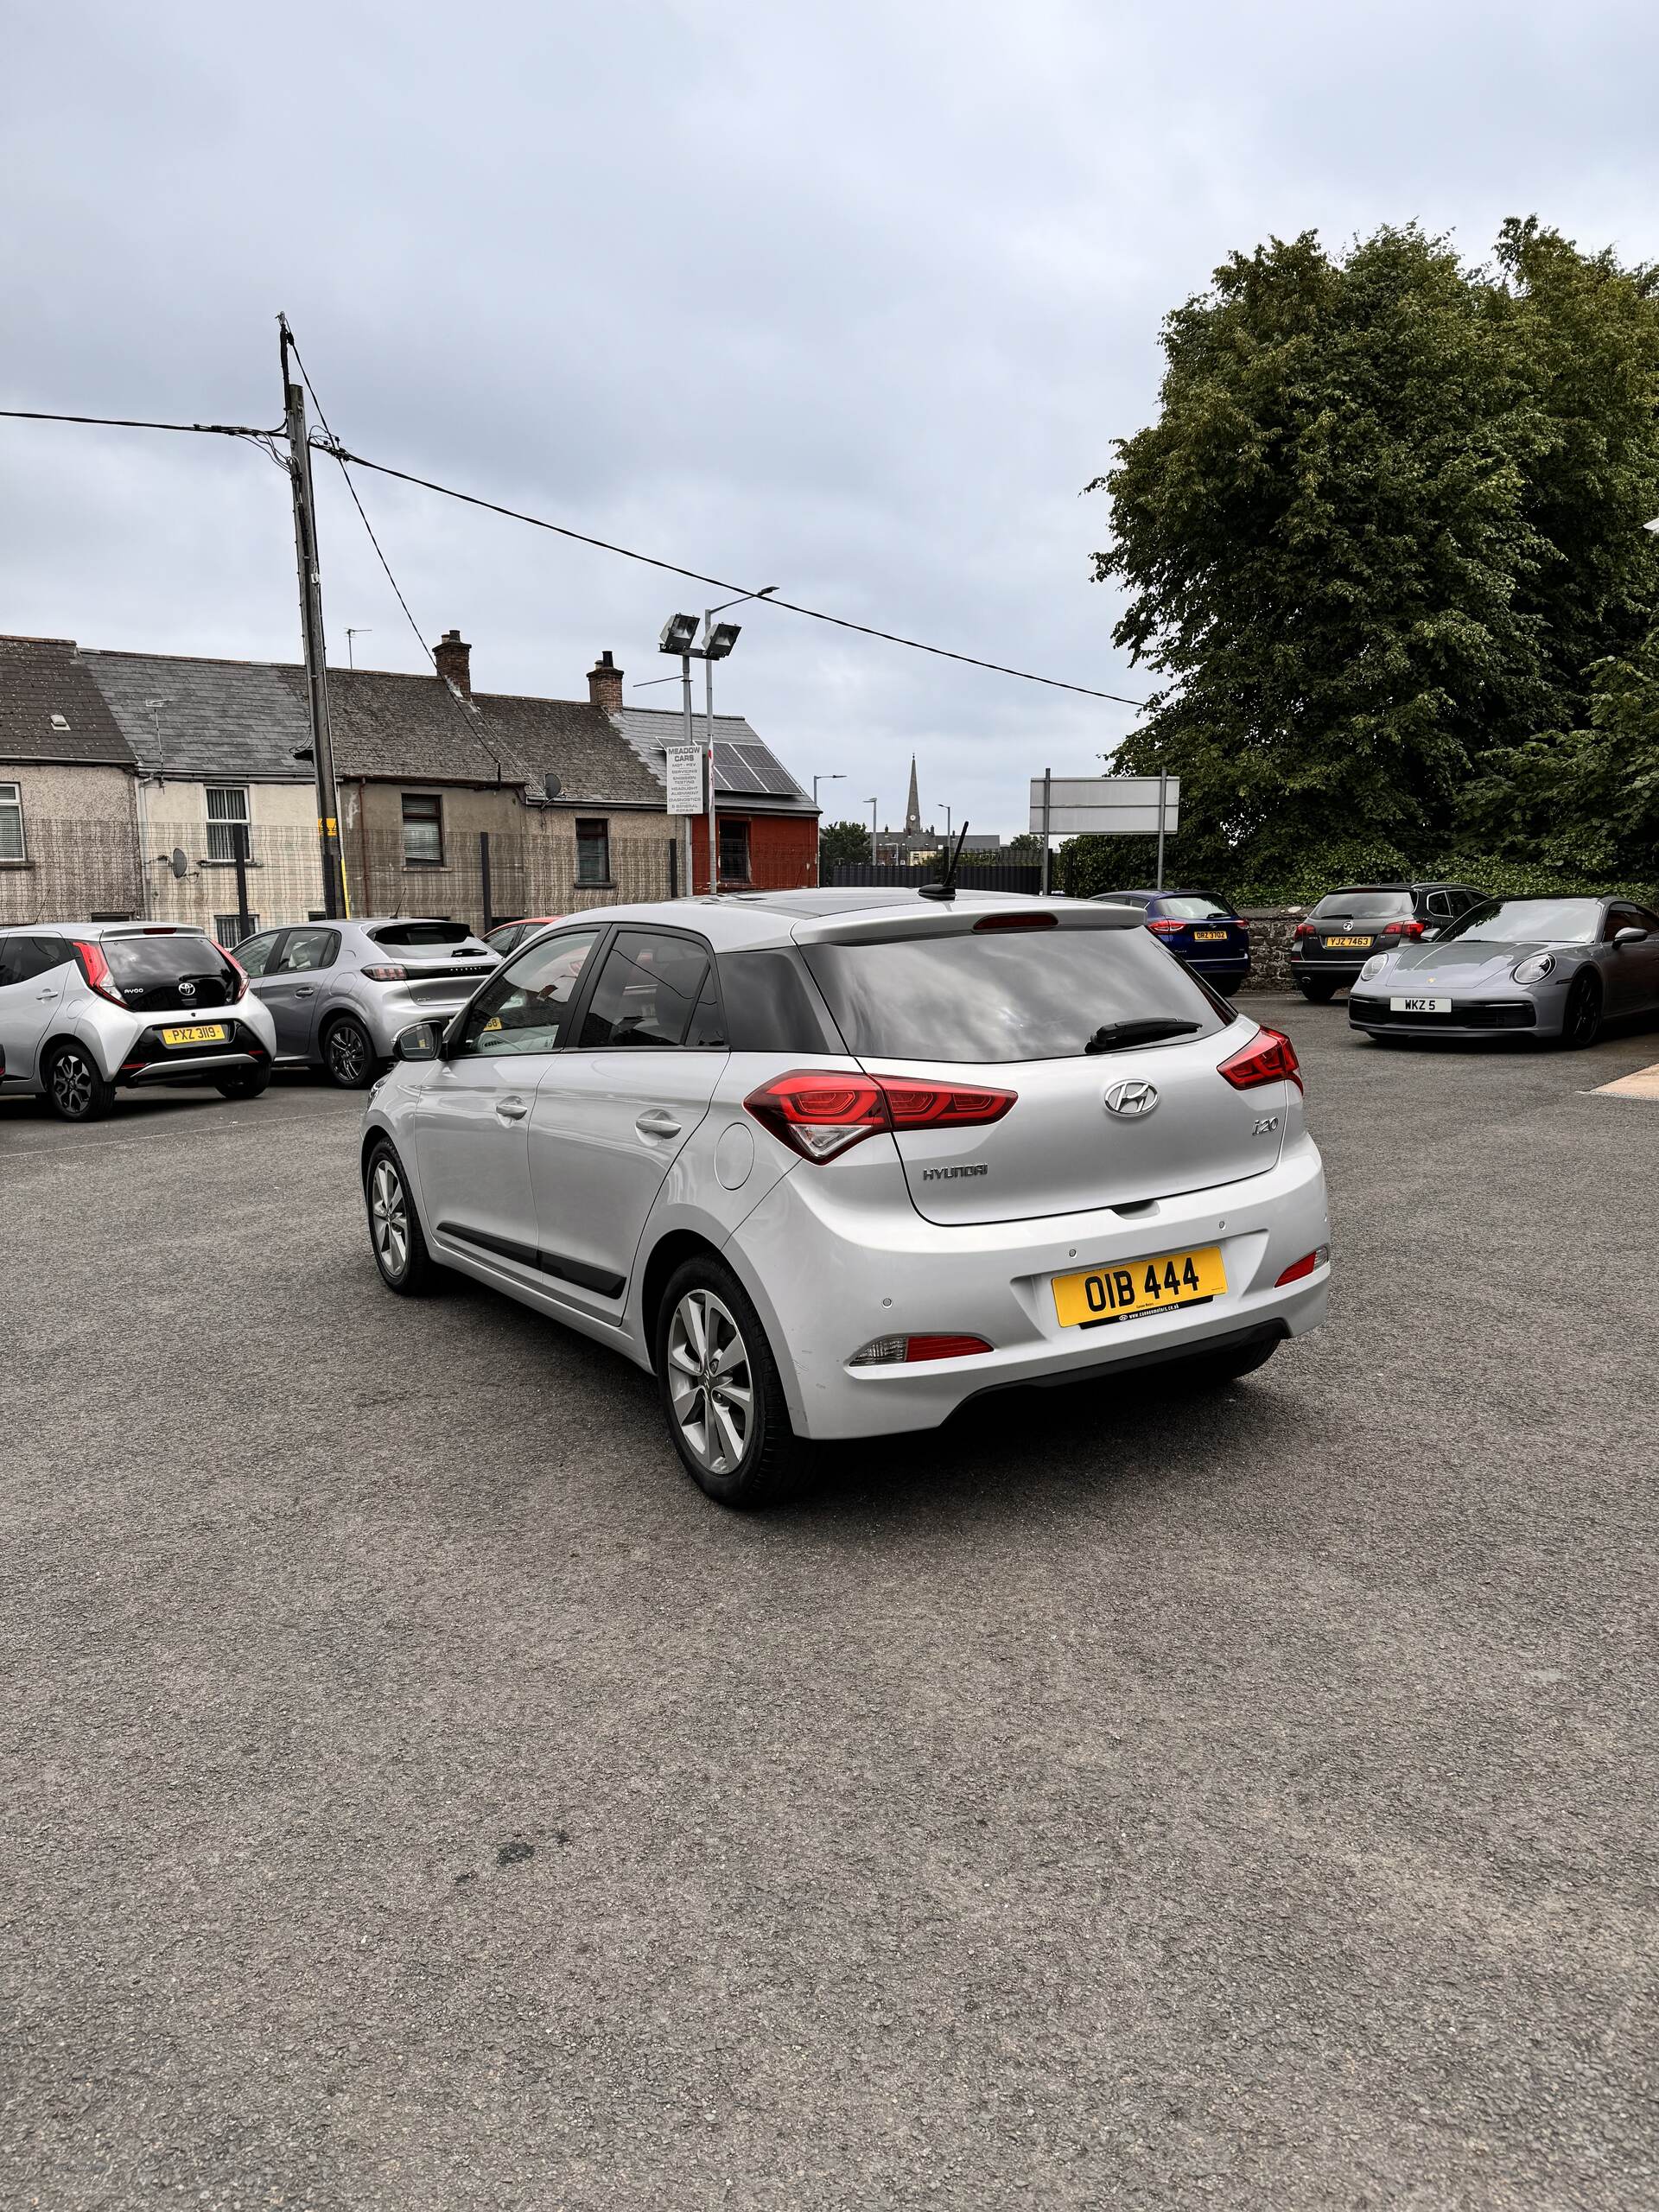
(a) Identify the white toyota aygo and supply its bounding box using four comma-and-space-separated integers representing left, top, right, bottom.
360, 889, 1331, 1506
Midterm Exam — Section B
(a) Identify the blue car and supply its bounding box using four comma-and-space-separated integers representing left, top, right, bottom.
1092, 888, 1251, 995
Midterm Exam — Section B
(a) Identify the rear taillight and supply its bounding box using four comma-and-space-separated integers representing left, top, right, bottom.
69, 938, 125, 1005
362, 964, 410, 982
849, 1333, 994, 1366
1146, 918, 1185, 935
1217, 1027, 1303, 1093
743, 1069, 1017, 1163
1275, 1244, 1331, 1286
1293, 923, 1314, 939
213, 943, 249, 1001
1381, 920, 1424, 939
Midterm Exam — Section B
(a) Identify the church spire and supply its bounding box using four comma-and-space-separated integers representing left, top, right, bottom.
903, 754, 922, 837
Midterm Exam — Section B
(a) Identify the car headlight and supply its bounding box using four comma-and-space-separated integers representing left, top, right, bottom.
1359, 953, 1387, 981
1511, 952, 1554, 985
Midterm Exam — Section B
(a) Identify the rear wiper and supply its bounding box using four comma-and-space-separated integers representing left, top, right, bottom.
1084, 1018, 1202, 1054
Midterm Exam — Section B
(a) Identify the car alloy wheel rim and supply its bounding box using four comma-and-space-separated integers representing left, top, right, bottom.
666, 1289, 753, 1476
1569, 979, 1599, 1043
54, 1053, 92, 1116
332, 1026, 367, 1082
369, 1158, 408, 1277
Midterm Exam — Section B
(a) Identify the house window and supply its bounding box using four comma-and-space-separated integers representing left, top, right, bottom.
0, 781, 23, 863
719, 816, 751, 883
575, 817, 611, 887
402, 791, 444, 864
214, 912, 262, 945
206, 785, 251, 862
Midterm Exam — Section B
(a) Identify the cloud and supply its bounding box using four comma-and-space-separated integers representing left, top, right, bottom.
3, 0, 1656, 833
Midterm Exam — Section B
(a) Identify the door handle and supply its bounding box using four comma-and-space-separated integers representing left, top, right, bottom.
294, 985, 315, 997
636, 1109, 683, 1137
37, 989, 58, 1001
496, 1097, 529, 1121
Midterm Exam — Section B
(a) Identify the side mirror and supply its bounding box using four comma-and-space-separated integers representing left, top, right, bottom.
395, 1020, 440, 1061
1613, 925, 1647, 949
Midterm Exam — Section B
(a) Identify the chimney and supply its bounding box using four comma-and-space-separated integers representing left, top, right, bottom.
434, 628, 472, 698
588, 649, 624, 717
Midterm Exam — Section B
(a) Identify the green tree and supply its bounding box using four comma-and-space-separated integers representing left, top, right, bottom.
1090, 220, 1659, 882
818, 818, 871, 868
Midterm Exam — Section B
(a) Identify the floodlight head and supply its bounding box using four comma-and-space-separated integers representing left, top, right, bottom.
705, 621, 741, 661
659, 613, 699, 654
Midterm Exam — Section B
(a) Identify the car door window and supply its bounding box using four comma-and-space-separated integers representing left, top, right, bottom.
457, 928, 602, 1057
274, 927, 339, 974
1604, 906, 1640, 943
578, 930, 715, 1050
235, 931, 283, 978
1424, 891, 1452, 918
7, 936, 62, 985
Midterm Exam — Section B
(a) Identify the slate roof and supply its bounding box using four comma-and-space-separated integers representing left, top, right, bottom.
615, 706, 817, 813
0, 635, 137, 766
79, 645, 663, 803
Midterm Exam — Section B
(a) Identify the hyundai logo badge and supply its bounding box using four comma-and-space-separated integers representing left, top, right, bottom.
1103, 1079, 1158, 1118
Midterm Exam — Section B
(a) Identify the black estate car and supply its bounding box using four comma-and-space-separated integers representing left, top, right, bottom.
1288, 882, 1485, 1001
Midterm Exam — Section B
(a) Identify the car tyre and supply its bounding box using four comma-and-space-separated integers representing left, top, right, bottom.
655, 1255, 810, 1508
1561, 971, 1603, 1049
214, 1067, 271, 1101
44, 1042, 116, 1122
1296, 978, 1338, 1003
364, 1140, 442, 1296
323, 1015, 379, 1089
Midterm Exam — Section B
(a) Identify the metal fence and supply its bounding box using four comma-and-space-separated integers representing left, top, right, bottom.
0, 818, 680, 940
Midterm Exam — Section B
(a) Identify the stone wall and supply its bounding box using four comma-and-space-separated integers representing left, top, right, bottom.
1236, 906, 1307, 991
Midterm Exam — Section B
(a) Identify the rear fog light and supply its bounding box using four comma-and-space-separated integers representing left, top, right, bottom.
1274, 1245, 1331, 1286
849, 1334, 994, 1366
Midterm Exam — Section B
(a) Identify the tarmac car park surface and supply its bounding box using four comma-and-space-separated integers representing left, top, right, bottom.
3, 997, 1656, 2209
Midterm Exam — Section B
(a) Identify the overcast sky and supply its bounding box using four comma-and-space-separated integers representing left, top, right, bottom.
4, 0, 1657, 836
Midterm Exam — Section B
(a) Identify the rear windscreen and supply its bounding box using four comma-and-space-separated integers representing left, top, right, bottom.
1156, 895, 1232, 920
98, 935, 235, 987
1309, 890, 1412, 920
369, 922, 473, 947
800, 926, 1226, 1065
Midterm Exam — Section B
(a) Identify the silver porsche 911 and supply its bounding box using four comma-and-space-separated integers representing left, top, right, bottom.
1347, 895, 1659, 1046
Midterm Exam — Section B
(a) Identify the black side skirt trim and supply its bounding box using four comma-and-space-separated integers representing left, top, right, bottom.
435, 1220, 626, 1300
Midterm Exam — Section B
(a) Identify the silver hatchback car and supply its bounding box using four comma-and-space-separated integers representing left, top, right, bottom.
233, 917, 499, 1087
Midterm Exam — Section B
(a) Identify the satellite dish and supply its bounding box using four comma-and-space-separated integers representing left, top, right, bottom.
169, 848, 189, 880
543, 772, 563, 800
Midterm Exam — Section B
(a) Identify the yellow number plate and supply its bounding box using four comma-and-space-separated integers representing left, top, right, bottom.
1325, 936, 1371, 949
161, 1023, 229, 1047
1192, 928, 1229, 941
1052, 1244, 1227, 1327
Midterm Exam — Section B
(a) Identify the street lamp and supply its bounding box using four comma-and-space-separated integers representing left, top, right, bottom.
866, 797, 879, 861
700, 588, 775, 892
812, 772, 845, 885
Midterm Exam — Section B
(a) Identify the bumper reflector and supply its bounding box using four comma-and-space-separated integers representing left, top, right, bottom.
1274, 1244, 1331, 1287
849, 1333, 993, 1367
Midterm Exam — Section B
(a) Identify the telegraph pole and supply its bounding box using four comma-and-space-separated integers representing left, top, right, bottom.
279, 315, 345, 918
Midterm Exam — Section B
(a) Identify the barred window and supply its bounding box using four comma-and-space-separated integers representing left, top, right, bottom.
0, 780, 27, 863
206, 785, 250, 862
719, 816, 751, 883
575, 817, 610, 887
214, 912, 261, 946
402, 791, 444, 864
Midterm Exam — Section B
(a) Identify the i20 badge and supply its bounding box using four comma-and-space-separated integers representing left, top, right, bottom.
1103, 1079, 1158, 1119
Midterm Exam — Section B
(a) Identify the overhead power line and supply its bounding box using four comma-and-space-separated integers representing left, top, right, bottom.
1, 398, 1147, 711
324, 442, 1147, 710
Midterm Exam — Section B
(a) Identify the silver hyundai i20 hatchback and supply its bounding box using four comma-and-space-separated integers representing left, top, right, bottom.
359, 891, 1332, 1506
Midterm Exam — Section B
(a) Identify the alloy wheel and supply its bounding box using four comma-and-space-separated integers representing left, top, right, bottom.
666, 1288, 754, 1476
329, 1022, 369, 1084
52, 1051, 93, 1118
369, 1157, 409, 1279
1566, 975, 1601, 1047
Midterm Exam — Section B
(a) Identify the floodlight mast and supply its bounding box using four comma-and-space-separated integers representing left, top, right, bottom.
701, 587, 775, 892
658, 614, 701, 896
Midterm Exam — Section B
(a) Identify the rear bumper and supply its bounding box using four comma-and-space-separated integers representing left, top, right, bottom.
124, 1050, 264, 1086
727, 1134, 1331, 1440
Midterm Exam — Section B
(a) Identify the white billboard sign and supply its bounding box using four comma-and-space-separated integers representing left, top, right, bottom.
665, 748, 705, 816
1028, 774, 1179, 837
